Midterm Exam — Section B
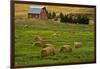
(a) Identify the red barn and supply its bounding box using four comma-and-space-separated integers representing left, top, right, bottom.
28, 6, 48, 20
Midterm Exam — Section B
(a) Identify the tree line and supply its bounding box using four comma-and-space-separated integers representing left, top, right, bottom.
47, 12, 89, 24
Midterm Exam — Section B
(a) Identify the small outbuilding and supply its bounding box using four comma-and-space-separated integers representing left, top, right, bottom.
28, 6, 48, 20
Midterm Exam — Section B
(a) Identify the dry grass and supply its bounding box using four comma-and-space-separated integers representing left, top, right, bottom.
15, 4, 95, 20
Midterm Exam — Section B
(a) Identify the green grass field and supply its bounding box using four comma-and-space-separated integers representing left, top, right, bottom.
15, 19, 95, 66
15, 4, 95, 67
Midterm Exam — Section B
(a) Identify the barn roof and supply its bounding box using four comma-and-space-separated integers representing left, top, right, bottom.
28, 6, 45, 14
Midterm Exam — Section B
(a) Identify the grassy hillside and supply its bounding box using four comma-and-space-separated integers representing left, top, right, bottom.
15, 4, 95, 67
15, 19, 95, 66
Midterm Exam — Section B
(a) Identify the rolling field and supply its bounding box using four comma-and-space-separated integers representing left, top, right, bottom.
15, 19, 95, 66
15, 4, 95, 20
15, 4, 95, 67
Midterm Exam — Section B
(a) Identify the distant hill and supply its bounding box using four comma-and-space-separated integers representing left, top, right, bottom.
15, 4, 95, 20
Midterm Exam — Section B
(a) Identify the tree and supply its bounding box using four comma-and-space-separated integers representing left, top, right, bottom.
48, 12, 52, 19
59, 12, 64, 18
78, 15, 89, 24
64, 15, 68, 23
60, 14, 69, 23
52, 12, 56, 18
60, 16, 65, 22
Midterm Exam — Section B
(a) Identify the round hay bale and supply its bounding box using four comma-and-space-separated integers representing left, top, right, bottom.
34, 36, 43, 42
74, 42, 81, 48
33, 36, 45, 47
52, 33, 57, 36
23, 25, 29, 29
33, 41, 43, 47
43, 43, 53, 48
59, 45, 72, 53
41, 46, 55, 58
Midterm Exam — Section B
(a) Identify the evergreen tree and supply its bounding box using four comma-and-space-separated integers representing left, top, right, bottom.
64, 15, 68, 23
48, 12, 52, 19
59, 12, 64, 18
52, 12, 56, 18
60, 16, 65, 22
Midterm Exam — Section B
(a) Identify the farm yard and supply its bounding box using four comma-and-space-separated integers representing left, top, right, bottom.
15, 4, 95, 67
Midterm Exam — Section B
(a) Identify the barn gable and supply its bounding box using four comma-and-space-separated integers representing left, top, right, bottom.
28, 6, 48, 20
